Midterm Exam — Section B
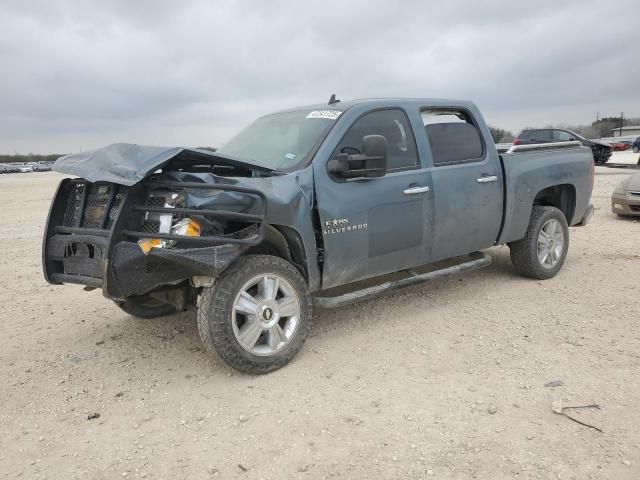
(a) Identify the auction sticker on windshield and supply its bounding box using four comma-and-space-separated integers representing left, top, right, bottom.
306, 110, 342, 120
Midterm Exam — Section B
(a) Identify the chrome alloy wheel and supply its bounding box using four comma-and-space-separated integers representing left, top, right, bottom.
537, 218, 564, 269
231, 273, 300, 356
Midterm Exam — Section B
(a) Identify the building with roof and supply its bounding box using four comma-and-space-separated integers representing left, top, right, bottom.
611, 125, 640, 137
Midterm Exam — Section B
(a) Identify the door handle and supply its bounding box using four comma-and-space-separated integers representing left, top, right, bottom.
476, 175, 498, 183
403, 185, 430, 195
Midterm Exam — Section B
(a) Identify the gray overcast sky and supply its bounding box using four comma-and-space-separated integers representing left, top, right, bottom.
1, 0, 639, 154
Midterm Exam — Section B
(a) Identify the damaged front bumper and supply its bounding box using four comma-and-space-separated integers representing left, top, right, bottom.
43, 177, 266, 301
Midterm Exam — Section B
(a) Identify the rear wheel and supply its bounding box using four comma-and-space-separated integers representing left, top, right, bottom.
117, 294, 177, 319
509, 206, 569, 280
633, 146, 639, 153
197, 255, 313, 374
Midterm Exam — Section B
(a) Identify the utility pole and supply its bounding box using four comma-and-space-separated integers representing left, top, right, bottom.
619, 112, 624, 137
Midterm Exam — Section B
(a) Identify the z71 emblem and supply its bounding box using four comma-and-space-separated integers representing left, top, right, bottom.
322, 218, 367, 236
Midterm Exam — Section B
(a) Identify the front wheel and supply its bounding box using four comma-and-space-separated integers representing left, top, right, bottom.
509, 206, 569, 280
633, 146, 639, 153
197, 255, 313, 374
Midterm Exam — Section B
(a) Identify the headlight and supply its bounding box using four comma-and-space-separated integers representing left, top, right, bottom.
171, 218, 201, 237
613, 181, 626, 196
138, 192, 201, 254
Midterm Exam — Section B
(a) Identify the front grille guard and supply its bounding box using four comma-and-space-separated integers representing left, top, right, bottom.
43, 179, 127, 286
43, 178, 267, 292
54, 179, 128, 236
122, 180, 266, 247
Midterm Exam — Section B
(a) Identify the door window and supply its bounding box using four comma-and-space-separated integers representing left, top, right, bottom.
518, 130, 532, 141
334, 109, 418, 171
531, 130, 552, 142
421, 109, 484, 166
553, 130, 572, 142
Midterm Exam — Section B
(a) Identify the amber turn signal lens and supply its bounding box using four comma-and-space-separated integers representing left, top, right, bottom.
138, 238, 163, 255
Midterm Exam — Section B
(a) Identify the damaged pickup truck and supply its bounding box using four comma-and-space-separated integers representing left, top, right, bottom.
43, 98, 594, 373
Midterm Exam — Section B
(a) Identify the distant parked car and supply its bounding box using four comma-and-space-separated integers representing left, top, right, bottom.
632, 137, 640, 153
611, 172, 640, 217
18, 165, 33, 173
513, 128, 612, 164
0, 164, 20, 174
610, 141, 629, 151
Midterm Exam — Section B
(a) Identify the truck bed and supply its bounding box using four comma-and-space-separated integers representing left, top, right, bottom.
497, 142, 594, 244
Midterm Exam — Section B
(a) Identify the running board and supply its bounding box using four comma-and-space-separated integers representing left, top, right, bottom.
313, 252, 492, 309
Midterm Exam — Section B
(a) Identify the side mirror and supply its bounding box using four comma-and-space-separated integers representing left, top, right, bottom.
327, 134, 387, 179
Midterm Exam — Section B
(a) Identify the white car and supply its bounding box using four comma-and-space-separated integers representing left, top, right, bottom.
18, 166, 33, 173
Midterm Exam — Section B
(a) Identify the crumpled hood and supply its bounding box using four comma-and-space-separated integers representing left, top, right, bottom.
53, 143, 274, 186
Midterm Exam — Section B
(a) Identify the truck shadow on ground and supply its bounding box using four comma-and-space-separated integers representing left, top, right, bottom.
85, 247, 522, 375
310, 246, 518, 335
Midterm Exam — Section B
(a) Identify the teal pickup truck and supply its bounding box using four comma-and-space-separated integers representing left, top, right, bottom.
44, 97, 594, 373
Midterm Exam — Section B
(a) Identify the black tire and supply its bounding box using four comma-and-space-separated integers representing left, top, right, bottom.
633, 146, 639, 153
116, 294, 177, 319
509, 206, 569, 280
197, 255, 313, 374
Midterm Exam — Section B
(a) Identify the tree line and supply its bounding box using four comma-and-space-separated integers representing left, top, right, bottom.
0, 149, 219, 163
0, 153, 65, 164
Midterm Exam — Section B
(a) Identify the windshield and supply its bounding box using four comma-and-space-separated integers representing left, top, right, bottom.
216, 109, 341, 170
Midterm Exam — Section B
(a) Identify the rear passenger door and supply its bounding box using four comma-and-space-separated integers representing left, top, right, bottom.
421, 108, 504, 261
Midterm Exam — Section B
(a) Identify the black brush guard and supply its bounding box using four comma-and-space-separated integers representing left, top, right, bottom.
43, 178, 266, 300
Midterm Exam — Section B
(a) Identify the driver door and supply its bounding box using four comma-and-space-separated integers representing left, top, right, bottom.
313, 108, 433, 289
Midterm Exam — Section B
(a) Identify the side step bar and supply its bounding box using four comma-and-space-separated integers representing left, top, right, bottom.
313, 252, 492, 309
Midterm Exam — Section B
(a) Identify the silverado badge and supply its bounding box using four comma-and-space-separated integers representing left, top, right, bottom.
322, 218, 368, 236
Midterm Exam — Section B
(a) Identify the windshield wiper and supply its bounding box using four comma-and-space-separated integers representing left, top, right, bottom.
254, 168, 287, 177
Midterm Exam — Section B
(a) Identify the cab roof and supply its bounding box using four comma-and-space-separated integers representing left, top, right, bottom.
274, 97, 478, 115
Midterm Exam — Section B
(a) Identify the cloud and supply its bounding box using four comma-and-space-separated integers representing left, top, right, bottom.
1, 0, 638, 153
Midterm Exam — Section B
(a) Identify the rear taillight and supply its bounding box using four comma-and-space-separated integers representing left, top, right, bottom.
513, 138, 521, 145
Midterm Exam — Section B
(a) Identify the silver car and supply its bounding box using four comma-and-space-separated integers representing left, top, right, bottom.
612, 172, 640, 217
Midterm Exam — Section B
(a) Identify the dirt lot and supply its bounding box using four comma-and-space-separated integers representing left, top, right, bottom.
1, 167, 639, 480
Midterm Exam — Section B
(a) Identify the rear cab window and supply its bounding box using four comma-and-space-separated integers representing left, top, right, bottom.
421, 109, 485, 166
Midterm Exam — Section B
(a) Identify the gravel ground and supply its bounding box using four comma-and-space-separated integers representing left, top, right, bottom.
0, 167, 639, 480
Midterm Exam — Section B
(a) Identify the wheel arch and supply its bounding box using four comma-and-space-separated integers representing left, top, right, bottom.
245, 225, 310, 282
532, 184, 576, 224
